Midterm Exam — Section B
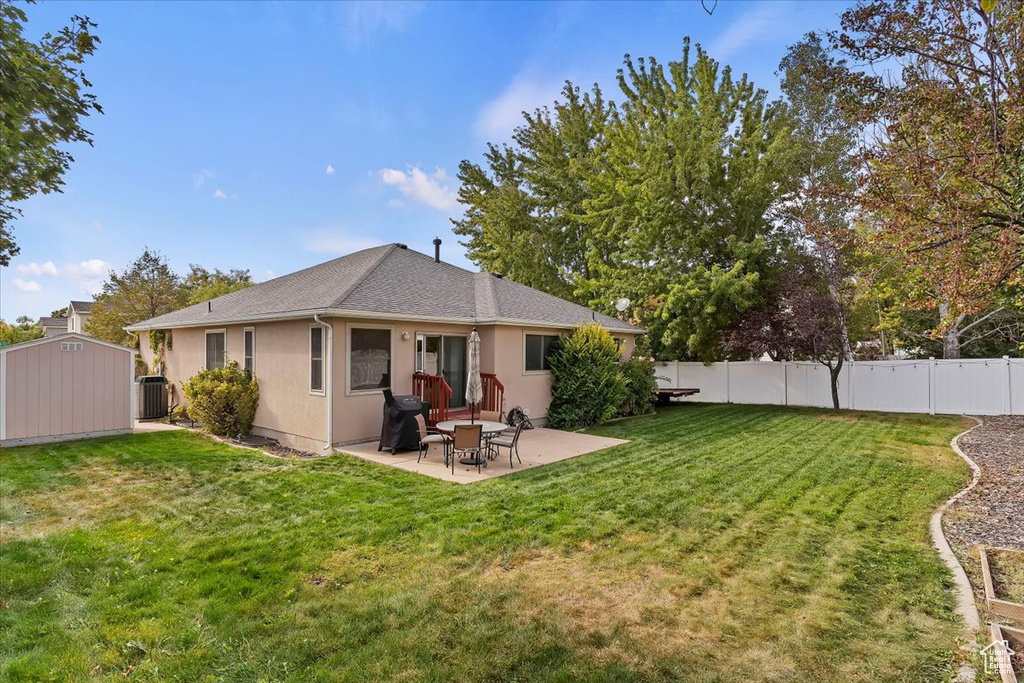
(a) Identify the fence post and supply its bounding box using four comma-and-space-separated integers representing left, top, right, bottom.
1005, 356, 1012, 415
928, 357, 936, 415
848, 359, 854, 409
725, 359, 731, 404
783, 361, 789, 406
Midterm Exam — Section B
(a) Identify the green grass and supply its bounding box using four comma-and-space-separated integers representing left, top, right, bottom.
0, 404, 973, 682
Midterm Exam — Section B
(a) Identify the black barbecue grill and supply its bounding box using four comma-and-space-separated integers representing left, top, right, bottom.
378, 389, 426, 454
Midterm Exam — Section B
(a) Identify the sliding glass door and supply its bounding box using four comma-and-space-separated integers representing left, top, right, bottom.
416, 334, 468, 408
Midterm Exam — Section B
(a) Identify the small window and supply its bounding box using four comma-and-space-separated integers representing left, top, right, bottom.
524, 334, 559, 372
243, 328, 255, 377
60, 341, 83, 351
350, 327, 391, 392
310, 326, 324, 394
205, 331, 226, 370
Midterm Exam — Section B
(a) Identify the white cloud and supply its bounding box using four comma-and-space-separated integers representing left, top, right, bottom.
94, 220, 104, 233
12, 278, 41, 293
708, 1, 795, 60
63, 259, 109, 295
338, 1, 422, 49
213, 189, 228, 200
475, 76, 564, 140
301, 231, 383, 255
326, 164, 335, 175
16, 261, 58, 277
379, 166, 458, 212
193, 169, 215, 189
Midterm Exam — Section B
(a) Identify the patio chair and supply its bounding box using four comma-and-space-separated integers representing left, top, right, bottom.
415, 414, 452, 466
451, 423, 484, 474
488, 421, 524, 469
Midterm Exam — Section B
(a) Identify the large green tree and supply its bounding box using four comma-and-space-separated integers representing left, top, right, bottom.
182, 265, 253, 306
86, 249, 184, 347
831, 0, 1023, 352
0, 316, 44, 345
0, 1, 102, 266
456, 40, 798, 360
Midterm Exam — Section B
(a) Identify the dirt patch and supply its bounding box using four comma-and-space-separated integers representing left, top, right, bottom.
988, 548, 1024, 605
0, 464, 190, 542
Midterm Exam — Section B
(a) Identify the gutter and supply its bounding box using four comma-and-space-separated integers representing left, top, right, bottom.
125, 309, 644, 335
313, 314, 334, 451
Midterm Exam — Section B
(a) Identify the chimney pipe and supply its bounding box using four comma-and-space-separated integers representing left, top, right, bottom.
433, 237, 442, 263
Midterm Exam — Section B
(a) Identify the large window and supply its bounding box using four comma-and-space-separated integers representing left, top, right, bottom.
349, 327, 391, 392
310, 326, 324, 394
205, 330, 225, 370
524, 334, 559, 372
243, 328, 255, 377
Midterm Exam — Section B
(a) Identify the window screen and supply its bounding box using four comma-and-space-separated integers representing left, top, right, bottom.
524, 334, 558, 372
205, 332, 225, 370
310, 326, 324, 393
350, 328, 391, 391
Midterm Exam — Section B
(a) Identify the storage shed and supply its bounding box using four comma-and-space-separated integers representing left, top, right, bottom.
0, 333, 136, 447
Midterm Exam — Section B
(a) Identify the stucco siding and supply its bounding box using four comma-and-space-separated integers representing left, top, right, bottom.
1, 336, 133, 445
144, 317, 637, 449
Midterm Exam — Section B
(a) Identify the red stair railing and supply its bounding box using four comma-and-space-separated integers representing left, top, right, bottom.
412, 373, 452, 426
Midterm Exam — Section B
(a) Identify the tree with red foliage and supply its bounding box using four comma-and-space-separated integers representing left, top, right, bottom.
725, 258, 849, 409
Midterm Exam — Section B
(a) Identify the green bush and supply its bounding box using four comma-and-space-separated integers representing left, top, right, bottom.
547, 324, 626, 429
619, 354, 658, 417
183, 361, 259, 437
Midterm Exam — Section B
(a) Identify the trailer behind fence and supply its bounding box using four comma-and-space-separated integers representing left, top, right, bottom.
656, 358, 1023, 416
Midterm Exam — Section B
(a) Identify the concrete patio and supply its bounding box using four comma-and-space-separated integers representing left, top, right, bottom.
337, 427, 629, 483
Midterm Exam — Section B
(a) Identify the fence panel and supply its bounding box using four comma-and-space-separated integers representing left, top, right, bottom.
656, 357, 1023, 416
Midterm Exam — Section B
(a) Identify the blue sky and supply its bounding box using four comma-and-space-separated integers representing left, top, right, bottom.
3, 0, 852, 320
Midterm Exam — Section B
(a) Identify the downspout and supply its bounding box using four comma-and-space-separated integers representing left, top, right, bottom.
314, 314, 334, 450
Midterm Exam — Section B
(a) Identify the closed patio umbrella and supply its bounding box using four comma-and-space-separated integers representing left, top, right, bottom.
466, 327, 483, 423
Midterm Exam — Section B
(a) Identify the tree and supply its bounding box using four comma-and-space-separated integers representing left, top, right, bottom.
182, 265, 253, 305
725, 258, 849, 409
0, 1, 102, 266
456, 40, 799, 361
830, 0, 1024, 337
0, 316, 44, 345
778, 33, 862, 361
455, 83, 612, 302
50, 306, 68, 318
86, 249, 184, 346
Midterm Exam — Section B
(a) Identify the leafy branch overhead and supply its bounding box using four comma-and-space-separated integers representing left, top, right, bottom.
0, 1, 103, 266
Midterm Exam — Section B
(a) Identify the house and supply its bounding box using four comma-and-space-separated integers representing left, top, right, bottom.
39, 316, 68, 337
127, 242, 643, 451
67, 301, 94, 334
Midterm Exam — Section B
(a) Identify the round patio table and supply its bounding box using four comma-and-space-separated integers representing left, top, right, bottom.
435, 420, 508, 466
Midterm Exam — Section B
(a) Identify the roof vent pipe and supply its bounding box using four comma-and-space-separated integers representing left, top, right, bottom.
208, 301, 212, 313
433, 237, 442, 263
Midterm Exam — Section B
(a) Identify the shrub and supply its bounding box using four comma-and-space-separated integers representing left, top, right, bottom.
183, 360, 259, 437
619, 354, 658, 417
547, 324, 626, 429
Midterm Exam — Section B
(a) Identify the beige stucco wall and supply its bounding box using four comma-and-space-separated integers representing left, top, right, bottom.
68, 311, 90, 334
144, 317, 637, 450
1, 337, 133, 444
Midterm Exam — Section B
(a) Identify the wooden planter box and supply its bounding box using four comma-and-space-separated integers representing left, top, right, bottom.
987, 623, 1024, 683
980, 547, 1024, 623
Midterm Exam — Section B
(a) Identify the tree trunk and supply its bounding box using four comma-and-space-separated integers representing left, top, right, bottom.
829, 354, 844, 410
942, 331, 962, 359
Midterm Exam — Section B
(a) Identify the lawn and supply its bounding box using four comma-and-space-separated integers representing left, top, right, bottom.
1, 404, 973, 682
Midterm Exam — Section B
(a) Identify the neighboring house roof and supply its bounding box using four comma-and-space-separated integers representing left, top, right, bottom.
69, 300, 94, 314
126, 243, 644, 334
39, 317, 67, 328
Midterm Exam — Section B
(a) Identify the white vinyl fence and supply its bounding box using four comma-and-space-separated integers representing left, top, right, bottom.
657, 358, 1024, 416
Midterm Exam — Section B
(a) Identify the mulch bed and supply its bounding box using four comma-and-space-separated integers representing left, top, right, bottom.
944, 416, 1024, 554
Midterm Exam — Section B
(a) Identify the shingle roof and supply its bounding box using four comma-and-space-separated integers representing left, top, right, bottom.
69, 300, 94, 314
126, 244, 643, 334
39, 317, 67, 327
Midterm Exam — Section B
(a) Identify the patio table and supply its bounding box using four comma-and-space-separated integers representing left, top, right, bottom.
435, 420, 508, 466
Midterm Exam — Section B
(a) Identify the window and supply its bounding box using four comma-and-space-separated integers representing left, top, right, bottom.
205, 330, 225, 370
243, 328, 255, 377
349, 327, 391, 392
310, 326, 324, 394
524, 334, 559, 372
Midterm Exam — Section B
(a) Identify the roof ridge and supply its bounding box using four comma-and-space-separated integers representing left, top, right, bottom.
474, 271, 498, 320
329, 243, 399, 309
